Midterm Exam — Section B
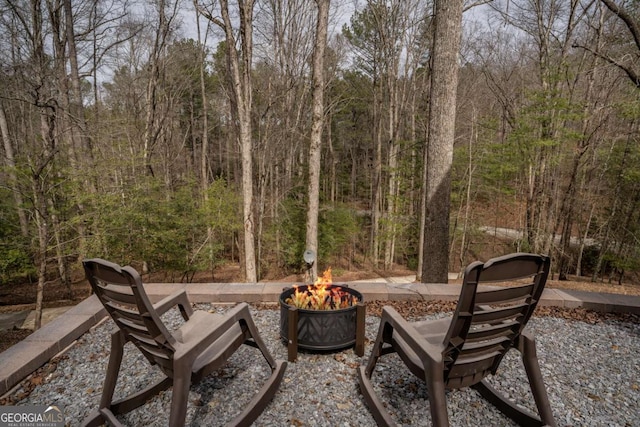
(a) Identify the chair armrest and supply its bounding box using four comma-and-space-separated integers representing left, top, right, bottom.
153, 290, 194, 320
380, 306, 443, 366
173, 303, 250, 363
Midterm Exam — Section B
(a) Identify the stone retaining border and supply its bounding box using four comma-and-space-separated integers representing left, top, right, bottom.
1, 282, 639, 397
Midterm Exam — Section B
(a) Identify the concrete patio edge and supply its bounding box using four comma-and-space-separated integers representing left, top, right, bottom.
1, 282, 639, 397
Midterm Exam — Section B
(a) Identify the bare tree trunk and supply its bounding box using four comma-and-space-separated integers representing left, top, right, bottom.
458, 106, 476, 276
198, 0, 257, 281
370, 80, 382, 266
194, 4, 215, 273
305, 0, 330, 282
557, 7, 604, 279
0, 103, 29, 237
47, 0, 75, 293
576, 204, 594, 277
34, 202, 48, 331
416, 134, 428, 282
33, 107, 57, 330
142, 0, 177, 177
26, 0, 56, 330
383, 70, 399, 270
63, 0, 92, 160
421, 0, 463, 283
61, 0, 93, 262
327, 112, 336, 203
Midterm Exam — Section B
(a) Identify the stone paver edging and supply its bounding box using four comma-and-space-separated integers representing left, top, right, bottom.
1, 282, 639, 397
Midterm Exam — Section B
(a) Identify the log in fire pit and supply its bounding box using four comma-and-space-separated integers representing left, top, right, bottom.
279, 269, 365, 362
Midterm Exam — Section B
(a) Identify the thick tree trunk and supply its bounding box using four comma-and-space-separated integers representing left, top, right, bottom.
421, 0, 463, 283
305, 0, 329, 282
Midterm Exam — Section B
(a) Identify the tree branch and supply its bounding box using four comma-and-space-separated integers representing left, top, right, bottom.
573, 42, 640, 88
599, 0, 640, 52
463, 0, 493, 13
193, 1, 225, 28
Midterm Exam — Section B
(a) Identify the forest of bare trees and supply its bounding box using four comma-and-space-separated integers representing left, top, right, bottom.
2, 0, 640, 317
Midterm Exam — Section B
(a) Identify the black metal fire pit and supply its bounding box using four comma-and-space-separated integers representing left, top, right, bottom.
279, 284, 365, 362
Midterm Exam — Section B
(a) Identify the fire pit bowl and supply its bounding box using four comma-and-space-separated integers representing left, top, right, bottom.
279, 284, 364, 360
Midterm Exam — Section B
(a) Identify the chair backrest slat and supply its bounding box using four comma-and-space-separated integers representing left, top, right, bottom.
103, 301, 143, 321
460, 336, 511, 355
442, 253, 550, 387
98, 285, 137, 306
474, 284, 534, 305
117, 317, 150, 333
464, 320, 519, 342
83, 259, 177, 372
477, 257, 544, 281
471, 304, 527, 324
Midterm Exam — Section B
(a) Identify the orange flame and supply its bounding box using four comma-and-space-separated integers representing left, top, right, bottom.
285, 268, 359, 310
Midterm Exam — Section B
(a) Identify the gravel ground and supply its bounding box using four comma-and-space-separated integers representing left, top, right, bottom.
10, 303, 640, 427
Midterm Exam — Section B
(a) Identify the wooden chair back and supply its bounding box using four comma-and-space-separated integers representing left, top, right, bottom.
83, 259, 177, 376
442, 253, 550, 388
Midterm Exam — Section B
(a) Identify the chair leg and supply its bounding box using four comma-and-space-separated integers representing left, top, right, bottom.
224, 304, 288, 426
358, 331, 450, 427
357, 319, 398, 427
81, 331, 127, 426
100, 330, 126, 409
520, 332, 557, 427
472, 332, 556, 427
186, 303, 287, 427
82, 331, 173, 427
424, 363, 449, 427
363, 315, 389, 379
169, 364, 193, 427
235, 303, 279, 370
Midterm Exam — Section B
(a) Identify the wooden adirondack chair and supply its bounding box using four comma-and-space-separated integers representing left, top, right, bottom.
358, 253, 556, 427
82, 258, 286, 427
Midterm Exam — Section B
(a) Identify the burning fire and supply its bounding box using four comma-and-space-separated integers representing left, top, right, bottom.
285, 268, 359, 310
